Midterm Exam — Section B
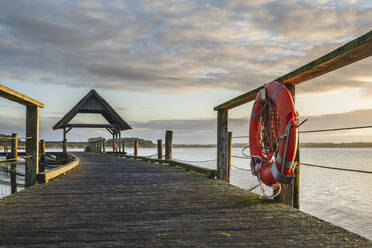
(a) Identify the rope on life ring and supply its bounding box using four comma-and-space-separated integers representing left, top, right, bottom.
249, 81, 299, 199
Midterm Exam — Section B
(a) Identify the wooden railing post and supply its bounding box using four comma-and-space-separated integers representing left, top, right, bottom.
157, 139, 163, 159
165, 130, 173, 160
217, 109, 228, 181
25, 105, 39, 187
122, 141, 125, 153
10, 133, 18, 162
10, 133, 18, 194
39, 139, 45, 173
62, 127, 67, 154
134, 139, 139, 158
227, 132, 232, 183
276, 83, 300, 208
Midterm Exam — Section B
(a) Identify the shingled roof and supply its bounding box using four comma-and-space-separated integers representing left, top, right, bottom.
53, 89, 131, 131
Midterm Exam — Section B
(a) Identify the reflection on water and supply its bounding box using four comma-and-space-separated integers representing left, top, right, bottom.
1, 147, 371, 240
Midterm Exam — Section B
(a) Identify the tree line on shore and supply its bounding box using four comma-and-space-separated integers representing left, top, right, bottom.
2, 134, 372, 148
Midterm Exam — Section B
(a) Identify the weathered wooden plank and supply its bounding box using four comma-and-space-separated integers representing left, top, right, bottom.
116, 154, 217, 178
214, 30, 372, 110
1, 153, 370, 247
167, 159, 217, 179
0, 84, 45, 107
37, 153, 80, 183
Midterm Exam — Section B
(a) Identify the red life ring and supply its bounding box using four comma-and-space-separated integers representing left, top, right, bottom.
249, 81, 298, 186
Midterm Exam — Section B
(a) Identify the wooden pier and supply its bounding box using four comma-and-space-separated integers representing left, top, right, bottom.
0, 153, 370, 247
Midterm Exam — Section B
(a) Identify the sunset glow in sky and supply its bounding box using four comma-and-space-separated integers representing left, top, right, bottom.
0, 0, 371, 144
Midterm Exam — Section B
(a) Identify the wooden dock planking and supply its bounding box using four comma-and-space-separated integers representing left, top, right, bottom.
0, 153, 371, 247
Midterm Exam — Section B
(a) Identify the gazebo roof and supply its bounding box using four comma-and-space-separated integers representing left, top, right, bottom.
53, 89, 131, 131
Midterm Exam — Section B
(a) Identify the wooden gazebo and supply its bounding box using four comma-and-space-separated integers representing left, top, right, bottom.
53, 89, 131, 152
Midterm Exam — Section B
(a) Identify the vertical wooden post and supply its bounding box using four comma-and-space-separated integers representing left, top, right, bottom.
217, 109, 228, 181
62, 127, 67, 154
10, 133, 18, 162
157, 139, 163, 159
165, 130, 173, 160
134, 139, 139, 158
277, 83, 300, 208
112, 133, 115, 152
103, 139, 106, 153
118, 132, 121, 153
39, 139, 45, 173
10, 133, 18, 194
25, 105, 39, 187
122, 140, 125, 153
227, 132, 232, 183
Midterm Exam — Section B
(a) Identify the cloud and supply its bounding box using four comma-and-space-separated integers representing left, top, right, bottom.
0, 0, 370, 95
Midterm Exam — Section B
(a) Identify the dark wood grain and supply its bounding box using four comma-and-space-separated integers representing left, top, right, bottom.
0, 153, 370, 247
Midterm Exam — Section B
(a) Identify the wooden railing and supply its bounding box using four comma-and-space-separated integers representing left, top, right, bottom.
213, 30, 372, 208
36, 152, 79, 184
88, 130, 217, 179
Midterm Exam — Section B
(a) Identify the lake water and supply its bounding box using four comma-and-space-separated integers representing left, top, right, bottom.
1, 147, 371, 240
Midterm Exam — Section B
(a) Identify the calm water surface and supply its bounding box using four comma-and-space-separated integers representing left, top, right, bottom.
1, 147, 371, 240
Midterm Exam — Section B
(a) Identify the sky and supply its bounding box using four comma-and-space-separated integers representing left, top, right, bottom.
0, 0, 371, 144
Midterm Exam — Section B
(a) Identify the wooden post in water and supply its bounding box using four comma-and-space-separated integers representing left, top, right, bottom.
39, 139, 45, 173
165, 130, 173, 160
217, 109, 228, 181
157, 139, 163, 159
134, 139, 139, 158
25, 105, 39, 187
276, 83, 300, 208
227, 132, 232, 183
10, 133, 18, 194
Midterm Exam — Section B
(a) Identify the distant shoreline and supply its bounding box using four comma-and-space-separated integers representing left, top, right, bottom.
45, 142, 372, 149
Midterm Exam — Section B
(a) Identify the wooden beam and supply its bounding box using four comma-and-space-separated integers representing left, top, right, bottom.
0, 84, 45, 108
276, 30, 372, 85
37, 153, 79, 183
217, 109, 228, 181
214, 86, 263, 111
25, 105, 39, 187
214, 30, 372, 111
65, 124, 120, 128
